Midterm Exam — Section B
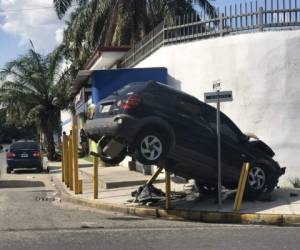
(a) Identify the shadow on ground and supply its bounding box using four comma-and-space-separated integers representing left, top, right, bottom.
13, 169, 44, 174
0, 180, 45, 188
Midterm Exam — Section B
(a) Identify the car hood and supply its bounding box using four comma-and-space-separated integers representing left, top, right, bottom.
249, 140, 275, 157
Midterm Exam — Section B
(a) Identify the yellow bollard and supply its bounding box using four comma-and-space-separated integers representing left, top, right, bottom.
165, 170, 171, 210
146, 166, 163, 185
61, 139, 65, 183
78, 180, 83, 194
68, 135, 74, 190
64, 136, 70, 187
61, 141, 65, 182
72, 116, 79, 194
62, 134, 68, 184
233, 162, 250, 211
93, 155, 99, 199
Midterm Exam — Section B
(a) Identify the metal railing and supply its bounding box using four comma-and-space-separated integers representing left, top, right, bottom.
119, 0, 300, 68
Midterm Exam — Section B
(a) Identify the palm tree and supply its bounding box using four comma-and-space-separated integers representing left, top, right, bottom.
54, 0, 217, 74
0, 48, 73, 160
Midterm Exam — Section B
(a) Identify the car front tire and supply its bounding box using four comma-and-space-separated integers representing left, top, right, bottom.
37, 165, 43, 173
135, 131, 168, 165
245, 165, 278, 199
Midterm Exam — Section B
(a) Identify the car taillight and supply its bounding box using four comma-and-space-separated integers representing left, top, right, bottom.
33, 151, 41, 157
121, 96, 141, 111
7, 152, 16, 159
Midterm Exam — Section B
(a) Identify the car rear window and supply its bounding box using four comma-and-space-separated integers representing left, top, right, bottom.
11, 142, 39, 150
116, 82, 148, 95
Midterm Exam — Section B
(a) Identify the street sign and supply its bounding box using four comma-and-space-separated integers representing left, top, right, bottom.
213, 80, 221, 91
204, 84, 233, 210
204, 91, 233, 103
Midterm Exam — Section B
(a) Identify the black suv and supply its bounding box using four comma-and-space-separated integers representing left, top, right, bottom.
85, 81, 285, 197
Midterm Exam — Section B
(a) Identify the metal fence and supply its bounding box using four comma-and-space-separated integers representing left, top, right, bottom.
120, 0, 300, 68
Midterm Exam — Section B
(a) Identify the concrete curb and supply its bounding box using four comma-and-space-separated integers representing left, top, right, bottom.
53, 177, 300, 226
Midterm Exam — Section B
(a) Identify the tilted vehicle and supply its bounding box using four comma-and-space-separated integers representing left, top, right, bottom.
6, 140, 43, 173
85, 81, 285, 197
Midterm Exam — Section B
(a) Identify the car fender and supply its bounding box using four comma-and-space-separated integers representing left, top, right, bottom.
134, 116, 176, 151
251, 158, 281, 176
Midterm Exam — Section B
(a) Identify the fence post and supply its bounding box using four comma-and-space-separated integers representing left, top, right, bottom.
93, 155, 99, 199
259, 7, 264, 31
219, 13, 224, 36
163, 19, 166, 43
151, 29, 154, 51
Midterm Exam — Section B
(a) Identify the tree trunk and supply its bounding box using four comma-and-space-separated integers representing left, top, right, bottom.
44, 131, 56, 161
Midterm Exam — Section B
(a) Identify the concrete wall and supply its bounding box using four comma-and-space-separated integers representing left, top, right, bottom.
135, 29, 300, 184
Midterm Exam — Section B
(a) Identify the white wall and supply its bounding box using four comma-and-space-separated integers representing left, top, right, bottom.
61, 110, 72, 135
135, 30, 300, 184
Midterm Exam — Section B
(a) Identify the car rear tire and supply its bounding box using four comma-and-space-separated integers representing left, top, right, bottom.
98, 137, 126, 165
134, 131, 168, 165
245, 165, 278, 199
37, 165, 43, 173
6, 167, 12, 174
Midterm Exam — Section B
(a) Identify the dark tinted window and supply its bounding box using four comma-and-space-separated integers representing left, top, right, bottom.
11, 141, 39, 150
204, 105, 242, 143
144, 84, 176, 107
176, 96, 201, 117
116, 82, 148, 96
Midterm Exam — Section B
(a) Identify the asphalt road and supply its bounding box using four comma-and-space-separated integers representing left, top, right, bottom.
0, 149, 299, 250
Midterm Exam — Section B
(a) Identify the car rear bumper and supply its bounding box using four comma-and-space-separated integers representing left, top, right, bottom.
85, 114, 139, 143
7, 159, 42, 169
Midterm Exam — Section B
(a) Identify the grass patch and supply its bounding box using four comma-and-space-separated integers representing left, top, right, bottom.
289, 177, 300, 188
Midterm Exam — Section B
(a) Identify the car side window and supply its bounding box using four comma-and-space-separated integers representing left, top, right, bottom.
204, 106, 240, 143
144, 87, 176, 108
220, 123, 239, 143
175, 97, 202, 119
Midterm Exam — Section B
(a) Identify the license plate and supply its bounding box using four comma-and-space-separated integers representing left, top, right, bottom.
101, 105, 111, 113
21, 153, 28, 158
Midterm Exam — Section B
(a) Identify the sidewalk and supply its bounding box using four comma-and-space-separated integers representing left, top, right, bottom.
49, 160, 300, 226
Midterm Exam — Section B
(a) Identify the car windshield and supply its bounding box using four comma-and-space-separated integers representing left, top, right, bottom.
11, 141, 39, 150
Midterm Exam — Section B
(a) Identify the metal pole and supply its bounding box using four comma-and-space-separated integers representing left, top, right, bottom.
93, 155, 99, 199
216, 90, 222, 209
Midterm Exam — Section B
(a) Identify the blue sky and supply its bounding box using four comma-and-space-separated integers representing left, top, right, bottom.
0, 0, 265, 69
0, 0, 67, 68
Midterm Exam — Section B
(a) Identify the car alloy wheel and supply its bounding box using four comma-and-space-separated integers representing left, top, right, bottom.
140, 135, 163, 161
248, 166, 266, 190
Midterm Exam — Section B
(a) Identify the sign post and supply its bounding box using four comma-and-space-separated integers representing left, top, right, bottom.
204, 81, 233, 209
